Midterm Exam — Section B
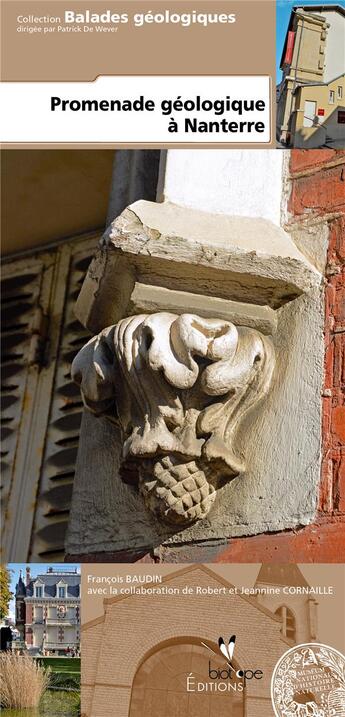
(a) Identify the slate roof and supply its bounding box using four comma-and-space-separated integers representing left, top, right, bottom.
17, 570, 80, 598
255, 564, 310, 589
15, 575, 26, 597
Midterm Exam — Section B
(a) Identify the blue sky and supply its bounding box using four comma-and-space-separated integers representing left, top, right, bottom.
276, 0, 342, 81
6, 564, 80, 621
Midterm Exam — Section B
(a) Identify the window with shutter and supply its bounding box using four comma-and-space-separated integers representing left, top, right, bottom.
29, 241, 96, 561
1, 254, 57, 562
1, 233, 99, 562
1, 262, 46, 541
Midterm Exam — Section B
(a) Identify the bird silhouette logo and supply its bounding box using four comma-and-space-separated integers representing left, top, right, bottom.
218, 635, 236, 662
200, 635, 237, 664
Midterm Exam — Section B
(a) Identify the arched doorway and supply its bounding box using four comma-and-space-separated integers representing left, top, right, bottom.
129, 639, 245, 717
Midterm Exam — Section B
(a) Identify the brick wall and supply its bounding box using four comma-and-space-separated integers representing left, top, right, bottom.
25, 604, 33, 625
81, 567, 286, 717
213, 149, 345, 563
290, 150, 345, 520
320, 215, 345, 517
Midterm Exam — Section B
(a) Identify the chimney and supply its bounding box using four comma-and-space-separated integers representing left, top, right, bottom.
26, 566, 31, 586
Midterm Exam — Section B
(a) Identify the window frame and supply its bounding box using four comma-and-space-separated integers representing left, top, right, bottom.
275, 605, 296, 642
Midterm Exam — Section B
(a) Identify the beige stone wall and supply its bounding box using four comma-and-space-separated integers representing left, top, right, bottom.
82, 621, 103, 679
277, 9, 328, 141
291, 13, 326, 84
256, 592, 315, 645
246, 697, 273, 717
82, 620, 104, 716
91, 686, 131, 717
81, 567, 288, 717
292, 75, 345, 147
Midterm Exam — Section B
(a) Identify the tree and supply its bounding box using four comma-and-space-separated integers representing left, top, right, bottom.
0, 565, 13, 620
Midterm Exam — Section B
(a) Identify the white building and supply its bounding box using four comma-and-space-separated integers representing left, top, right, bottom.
316, 5, 345, 81
277, 4, 345, 146
15, 566, 80, 655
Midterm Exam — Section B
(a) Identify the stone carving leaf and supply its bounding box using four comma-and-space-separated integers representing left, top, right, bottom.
72, 313, 275, 527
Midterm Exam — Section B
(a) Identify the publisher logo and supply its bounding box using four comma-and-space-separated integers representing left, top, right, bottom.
271, 642, 345, 717
218, 635, 236, 662
186, 633, 264, 694
202, 634, 264, 681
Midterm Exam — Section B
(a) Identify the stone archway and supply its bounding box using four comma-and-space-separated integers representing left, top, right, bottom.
128, 638, 245, 717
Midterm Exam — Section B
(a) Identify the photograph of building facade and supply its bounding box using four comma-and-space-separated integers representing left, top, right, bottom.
81, 564, 320, 717
15, 566, 81, 655
277, 4, 345, 147
1, 148, 344, 565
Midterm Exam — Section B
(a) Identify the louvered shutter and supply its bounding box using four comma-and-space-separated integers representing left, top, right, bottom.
1, 253, 61, 561
1, 234, 99, 562
1, 262, 46, 539
29, 242, 95, 561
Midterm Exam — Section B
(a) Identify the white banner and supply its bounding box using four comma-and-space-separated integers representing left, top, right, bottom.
0, 75, 271, 143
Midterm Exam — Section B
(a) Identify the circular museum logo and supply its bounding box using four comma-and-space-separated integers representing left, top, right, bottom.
271, 642, 345, 717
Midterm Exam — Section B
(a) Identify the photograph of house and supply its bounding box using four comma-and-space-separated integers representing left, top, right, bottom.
277, 3, 345, 147
14, 566, 81, 655
0, 564, 81, 715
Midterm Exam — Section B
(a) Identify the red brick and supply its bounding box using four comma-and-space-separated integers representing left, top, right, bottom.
322, 398, 332, 446
328, 217, 345, 263
324, 342, 334, 388
334, 285, 345, 324
324, 286, 335, 334
333, 334, 345, 387
289, 167, 345, 216
214, 520, 345, 563
290, 154, 345, 524
325, 283, 336, 312
319, 456, 333, 512
337, 456, 345, 512
290, 149, 345, 173
332, 406, 345, 444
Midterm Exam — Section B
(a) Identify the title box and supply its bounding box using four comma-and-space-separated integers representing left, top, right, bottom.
0, 75, 271, 143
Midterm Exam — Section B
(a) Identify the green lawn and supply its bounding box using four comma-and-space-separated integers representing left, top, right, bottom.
34, 657, 80, 690
35, 657, 80, 675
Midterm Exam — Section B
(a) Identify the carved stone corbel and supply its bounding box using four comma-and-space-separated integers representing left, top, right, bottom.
72, 312, 275, 527
65, 199, 323, 559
